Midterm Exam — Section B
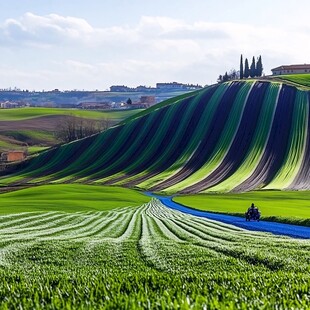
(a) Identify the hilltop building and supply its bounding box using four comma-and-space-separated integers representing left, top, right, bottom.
271, 64, 310, 75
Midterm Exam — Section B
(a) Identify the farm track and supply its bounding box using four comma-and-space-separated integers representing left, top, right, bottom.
155, 195, 310, 239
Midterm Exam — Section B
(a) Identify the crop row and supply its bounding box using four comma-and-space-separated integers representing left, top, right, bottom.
1, 200, 310, 308
2, 80, 309, 193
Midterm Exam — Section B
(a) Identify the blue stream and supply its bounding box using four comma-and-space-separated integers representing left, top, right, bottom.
146, 193, 310, 239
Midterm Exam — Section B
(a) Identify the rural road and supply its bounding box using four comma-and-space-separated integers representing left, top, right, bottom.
146, 193, 310, 239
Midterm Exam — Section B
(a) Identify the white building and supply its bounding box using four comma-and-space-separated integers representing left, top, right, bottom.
0, 101, 18, 108
271, 64, 310, 75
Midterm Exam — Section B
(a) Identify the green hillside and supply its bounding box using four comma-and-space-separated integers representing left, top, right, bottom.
0, 184, 149, 213
0, 107, 142, 121
1, 80, 309, 193
0, 108, 143, 152
269, 74, 310, 89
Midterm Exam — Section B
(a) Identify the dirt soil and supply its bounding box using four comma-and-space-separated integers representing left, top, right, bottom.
0, 115, 74, 131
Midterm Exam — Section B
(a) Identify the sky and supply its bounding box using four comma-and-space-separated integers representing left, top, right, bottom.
0, 0, 309, 91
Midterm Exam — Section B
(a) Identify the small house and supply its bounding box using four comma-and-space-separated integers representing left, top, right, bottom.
1, 151, 26, 162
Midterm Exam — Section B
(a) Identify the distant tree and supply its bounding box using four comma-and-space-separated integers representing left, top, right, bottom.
250, 56, 256, 78
244, 58, 250, 78
256, 55, 263, 77
218, 69, 239, 83
240, 54, 244, 79
126, 98, 132, 105
222, 72, 229, 82
229, 69, 239, 80
55, 115, 110, 143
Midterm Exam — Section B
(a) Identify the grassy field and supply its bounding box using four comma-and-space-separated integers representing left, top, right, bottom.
0, 198, 310, 309
3, 129, 57, 144
0, 107, 143, 121
0, 108, 143, 152
270, 74, 310, 89
174, 191, 310, 225
0, 136, 25, 150
0, 184, 149, 213
27, 146, 50, 155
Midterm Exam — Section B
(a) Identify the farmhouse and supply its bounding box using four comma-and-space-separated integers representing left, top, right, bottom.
0, 151, 26, 162
271, 64, 310, 75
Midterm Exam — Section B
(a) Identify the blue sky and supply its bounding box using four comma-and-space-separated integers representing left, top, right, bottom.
0, 0, 309, 90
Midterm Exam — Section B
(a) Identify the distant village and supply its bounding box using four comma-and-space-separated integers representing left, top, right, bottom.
109, 82, 203, 92
3, 62, 310, 111
0, 82, 203, 110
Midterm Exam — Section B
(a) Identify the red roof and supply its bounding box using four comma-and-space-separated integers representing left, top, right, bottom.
271, 64, 310, 71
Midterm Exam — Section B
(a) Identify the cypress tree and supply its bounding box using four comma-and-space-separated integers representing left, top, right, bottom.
250, 56, 256, 78
240, 54, 244, 79
256, 55, 263, 77
244, 58, 250, 78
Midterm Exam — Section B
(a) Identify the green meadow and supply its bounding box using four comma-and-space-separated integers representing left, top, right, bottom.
0, 107, 143, 121
0, 184, 149, 213
174, 191, 310, 225
271, 74, 310, 89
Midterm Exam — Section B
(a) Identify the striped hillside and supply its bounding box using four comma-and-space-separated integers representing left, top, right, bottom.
1, 80, 309, 193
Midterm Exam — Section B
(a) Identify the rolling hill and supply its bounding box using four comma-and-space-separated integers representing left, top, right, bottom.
1, 79, 309, 193
0, 108, 142, 153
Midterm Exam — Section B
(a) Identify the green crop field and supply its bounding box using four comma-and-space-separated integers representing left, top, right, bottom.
3, 129, 57, 144
0, 198, 310, 309
174, 191, 310, 226
0, 76, 310, 308
0, 184, 149, 213
0, 80, 310, 310
3, 80, 308, 194
270, 74, 310, 89
0, 107, 143, 121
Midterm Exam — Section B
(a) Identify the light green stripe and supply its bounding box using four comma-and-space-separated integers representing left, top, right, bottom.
166, 81, 253, 193
207, 83, 280, 192
264, 90, 309, 189
100, 99, 183, 184
138, 83, 231, 190
117, 89, 211, 186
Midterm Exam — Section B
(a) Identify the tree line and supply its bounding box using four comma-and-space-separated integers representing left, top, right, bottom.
218, 55, 263, 83
54, 115, 111, 143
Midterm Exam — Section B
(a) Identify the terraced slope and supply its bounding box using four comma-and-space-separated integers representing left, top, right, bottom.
1, 80, 309, 193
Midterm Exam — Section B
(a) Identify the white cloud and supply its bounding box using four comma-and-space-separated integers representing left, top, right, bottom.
1, 12, 94, 47
66, 60, 96, 72
0, 12, 309, 89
